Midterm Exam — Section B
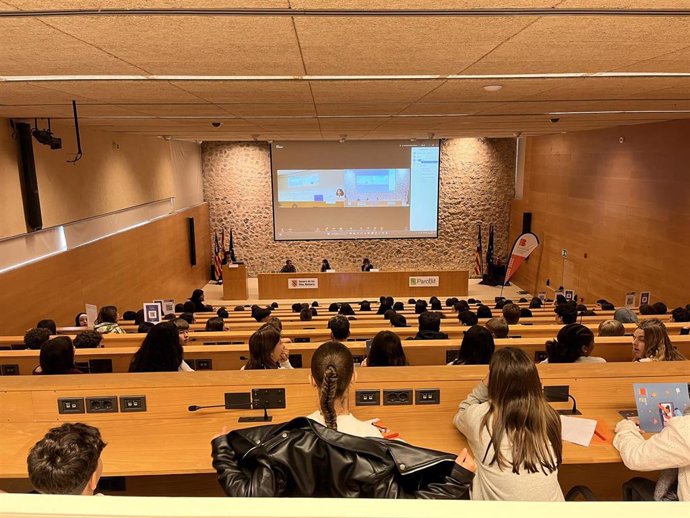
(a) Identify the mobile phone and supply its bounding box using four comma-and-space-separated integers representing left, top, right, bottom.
618, 410, 638, 419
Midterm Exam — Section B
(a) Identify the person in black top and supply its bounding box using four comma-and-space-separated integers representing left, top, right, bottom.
361, 258, 374, 271
414, 312, 449, 340
190, 289, 213, 312
280, 260, 297, 273
320, 259, 331, 272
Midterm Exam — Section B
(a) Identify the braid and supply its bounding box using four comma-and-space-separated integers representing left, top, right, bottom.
320, 364, 338, 430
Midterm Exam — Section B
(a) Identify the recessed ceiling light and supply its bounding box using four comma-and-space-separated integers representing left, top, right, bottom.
483, 85, 503, 92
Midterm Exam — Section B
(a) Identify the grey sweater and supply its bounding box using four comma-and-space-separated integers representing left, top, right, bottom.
453, 381, 564, 501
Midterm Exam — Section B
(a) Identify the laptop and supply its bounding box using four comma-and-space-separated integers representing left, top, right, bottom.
633, 382, 690, 432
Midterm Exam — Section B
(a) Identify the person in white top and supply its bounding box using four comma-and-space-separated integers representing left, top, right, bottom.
614, 413, 690, 501
454, 347, 564, 501
305, 340, 384, 438
632, 319, 686, 362
541, 323, 606, 364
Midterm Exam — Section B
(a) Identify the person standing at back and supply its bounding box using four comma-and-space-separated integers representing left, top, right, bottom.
361, 258, 374, 271
280, 259, 297, 273
320, 259, 331, 272
453, 347, 563, 501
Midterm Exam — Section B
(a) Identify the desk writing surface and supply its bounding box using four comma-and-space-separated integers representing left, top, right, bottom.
1, 363, 687, 479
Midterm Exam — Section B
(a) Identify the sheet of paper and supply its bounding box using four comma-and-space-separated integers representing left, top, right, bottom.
85, 304, 98, 329
560, 415, 597, 447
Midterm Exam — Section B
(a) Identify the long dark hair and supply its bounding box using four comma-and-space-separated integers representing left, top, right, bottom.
482, 347, 562, 474
310, 341, 354, 430
545, 324, 594, 363
129, 322, 183, 372
40, 336, 77, 374
367, 331, 407, 366
191, 289, 204, 303
455, 325, 495, 365
245, 324, 281, 370
96, 306, 117, 325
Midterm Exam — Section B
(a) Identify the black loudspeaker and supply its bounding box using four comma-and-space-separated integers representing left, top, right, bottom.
15, 122, 43, 231
522, 212, 532, 234
187, 217, 197, 266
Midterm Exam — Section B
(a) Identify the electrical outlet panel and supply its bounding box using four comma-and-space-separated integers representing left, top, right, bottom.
355, 390, 380, 406
383, 389, 413, 406
120, 396, 146, 412
86, 396, 118, 413
58, 397, 85, 414
415, 389, 440, 405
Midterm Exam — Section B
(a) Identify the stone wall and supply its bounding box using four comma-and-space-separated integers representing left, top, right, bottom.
201, 139, 515, 277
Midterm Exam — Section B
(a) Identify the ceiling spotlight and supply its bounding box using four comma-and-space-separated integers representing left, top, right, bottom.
161, 135, 172, 141
339, 135, 347, 143
410, 138, 416, 142
32, 119, 62, 150
483, 85, 503, 92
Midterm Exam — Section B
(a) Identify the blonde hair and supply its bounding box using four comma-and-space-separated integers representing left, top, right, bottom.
638, 319, 685, 361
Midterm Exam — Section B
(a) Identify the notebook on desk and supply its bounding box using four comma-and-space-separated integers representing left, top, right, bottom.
633, 382, 690, 432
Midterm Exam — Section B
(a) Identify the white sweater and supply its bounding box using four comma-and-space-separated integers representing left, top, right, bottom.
453, 382, 564, 501
614, 416, 690, 501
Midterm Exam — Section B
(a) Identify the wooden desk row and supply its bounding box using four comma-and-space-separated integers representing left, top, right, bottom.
2, 336, 689, 376
1, 362, 687, 500
8, 322, 689, 351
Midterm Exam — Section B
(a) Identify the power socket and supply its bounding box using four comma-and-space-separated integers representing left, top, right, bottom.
58, 397, 85, 414
355, 390, 380, 406
120, 396, 146, 412
86, 396, 118, 413
415, 389, 440, 405
1, 364, 19, 375
383, 389, 413, 406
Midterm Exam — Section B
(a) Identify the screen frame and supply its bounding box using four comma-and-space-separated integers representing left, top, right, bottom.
269, 140, 441, 242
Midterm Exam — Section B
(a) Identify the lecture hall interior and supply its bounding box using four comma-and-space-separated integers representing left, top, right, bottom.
1, 2, 690, 517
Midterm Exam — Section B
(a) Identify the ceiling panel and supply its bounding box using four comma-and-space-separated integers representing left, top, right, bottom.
244, 118, 321, 132
291, 1, 561, 7
316, 103, 409, 116
40, 16, 305, 75
401, 102, 504, 116
4, 1, 289, 8
221, 103, 316, 117
25, 81, 202, 103
0, 18, 148, 74
518, 77, 690, 101
309, 80, 441, 104
420, 79, 570, 102
169, 81, 314, 103
295, 16, 538, 75
0, 83, 95, 104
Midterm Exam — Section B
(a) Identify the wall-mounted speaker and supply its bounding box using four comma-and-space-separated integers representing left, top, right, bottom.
522, 212, 532, 234
187, 217, 197, 266
15, 122, 43, 232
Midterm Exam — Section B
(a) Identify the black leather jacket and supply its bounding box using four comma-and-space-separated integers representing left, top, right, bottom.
211, 417, 473, 498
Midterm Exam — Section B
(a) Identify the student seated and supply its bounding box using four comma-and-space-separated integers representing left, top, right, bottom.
393, 301, 404, 311
383, 309, 397, 321
414, 312, 448, 340
528, 297, 543, 309
253, 307, 272, 323
414, 299, 428, 314
449, 325, 495, 365
299, 308, 313, 321
27, 423, 106, 495
217, 307, 229, 318
543, 324, 605, 363
205, 316, 226, 331
73, 330, 103, 349
485, 317, 509, 339
94, 306, 125, 334
24, 328, 51, 350
359, 300, 371, 311
598, 319, 625, 337
476, 305, 492, 319
174, 303, 185, 312
179, 312, 195, 324
454, 347, 563, 501
328, 315, 350, 342
362, 331, 408, 367
614, 308, 639, 324
671, 307, 690, 322
554, 302, 577, 325
129, 322, 192, 372
632, 319, 686, 362
430, 299, 443, 311
614, 409, 690, 501
454, 300, 470, 313
211, 341, 475, 498
75, 313, 88, 327
338, 303, 356, 316
458, 310, 478, 326
639, 304, 656, 315
390, 314, 408, 328
502, 303, 521, 325
137, 322, 155, 334
243, 324, 292, 370
520, 308, 533, 319
328, 302, 339, 312
190, 289, 213, 312
35, 337, 83, 375
122, 310, 137, 321
36, 319, 57, 336
652, 302, 668, 315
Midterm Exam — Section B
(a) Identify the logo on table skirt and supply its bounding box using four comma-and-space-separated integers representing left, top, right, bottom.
408, 276, 439, 287
288, 278, 319, 289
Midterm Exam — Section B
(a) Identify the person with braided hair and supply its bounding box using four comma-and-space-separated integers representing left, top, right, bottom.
305, 341, 382, 437
542, 323, 606, 364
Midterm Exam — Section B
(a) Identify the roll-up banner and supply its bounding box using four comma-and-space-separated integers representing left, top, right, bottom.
504, 232, 540, 284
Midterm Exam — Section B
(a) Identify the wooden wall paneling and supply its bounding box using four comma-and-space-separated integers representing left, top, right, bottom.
0, 204, 211, 335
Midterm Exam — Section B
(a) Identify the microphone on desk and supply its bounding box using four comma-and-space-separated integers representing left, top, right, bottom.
188, 404, 226, 412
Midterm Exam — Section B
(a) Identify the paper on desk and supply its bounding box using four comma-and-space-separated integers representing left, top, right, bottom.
560, 415, 597, 447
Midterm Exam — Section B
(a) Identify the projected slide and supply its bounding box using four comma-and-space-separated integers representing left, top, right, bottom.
277, 169, 410, 208
271, 140, 440, 241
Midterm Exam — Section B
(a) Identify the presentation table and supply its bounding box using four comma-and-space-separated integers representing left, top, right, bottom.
257, 270, 468, 299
